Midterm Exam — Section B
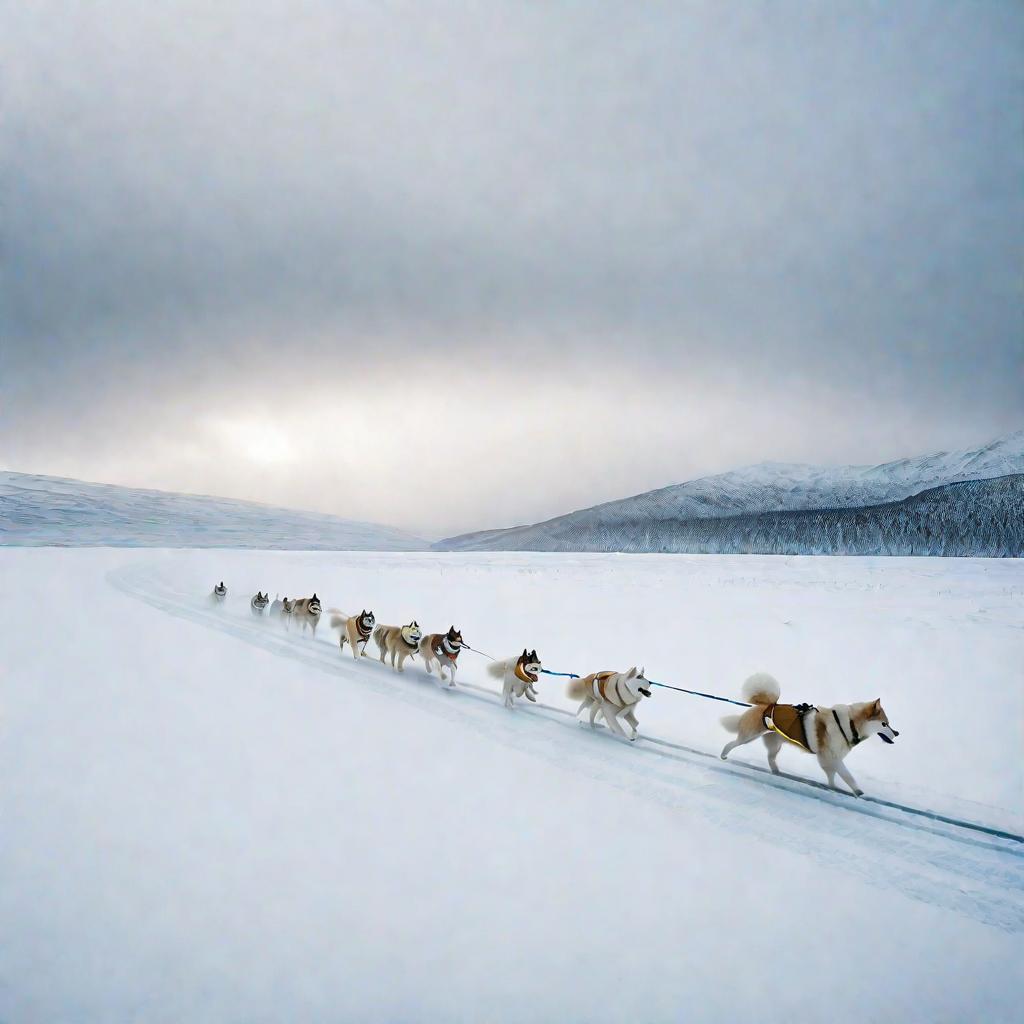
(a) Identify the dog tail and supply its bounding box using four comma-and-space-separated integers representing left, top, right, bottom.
566, 675, 591, 701
486, 658, 512, 680
328, 610, 349, 630
720, 713, 743, 733
741, 672, 781, 707
372, 624, 385, 647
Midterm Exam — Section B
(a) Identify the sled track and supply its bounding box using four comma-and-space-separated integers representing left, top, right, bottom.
107, 560, 1024, 934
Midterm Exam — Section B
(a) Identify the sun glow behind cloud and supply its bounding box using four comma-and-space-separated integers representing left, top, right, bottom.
207, 418, 294, 466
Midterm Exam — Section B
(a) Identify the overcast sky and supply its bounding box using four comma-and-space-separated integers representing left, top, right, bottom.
2, 1, 1022, 537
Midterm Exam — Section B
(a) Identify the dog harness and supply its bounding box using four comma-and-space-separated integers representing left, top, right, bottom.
763, 703, 815, 752
588, 671, 633, 708
831, 708, 861, 747
356, 615, 373, 640
432, 635, 462, 661
399, 628, 419, 650
514, 658, 539, 684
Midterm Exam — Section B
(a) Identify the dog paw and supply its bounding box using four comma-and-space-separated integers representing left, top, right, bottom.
853, 789, 864, 798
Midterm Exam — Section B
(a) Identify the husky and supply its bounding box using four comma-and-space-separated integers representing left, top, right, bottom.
270, 595, 294, 621
250, 591, 269, 615
420, 626, 464, 686
568, 667, 652, 741
289, 594, 323, 635
373, 621, 423, 672
329, 609, 376, 659
487, 649, 542, 708
211, 581, 227, 604
719, 672, 899, 796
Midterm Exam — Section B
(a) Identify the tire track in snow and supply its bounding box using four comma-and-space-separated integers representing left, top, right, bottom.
107, 559, 1024, 934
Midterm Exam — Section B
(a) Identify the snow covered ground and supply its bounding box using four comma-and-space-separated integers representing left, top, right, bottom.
1, 548, 1021, 1022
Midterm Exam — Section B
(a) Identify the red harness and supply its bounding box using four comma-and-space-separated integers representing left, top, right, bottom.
432, 637, 461, 661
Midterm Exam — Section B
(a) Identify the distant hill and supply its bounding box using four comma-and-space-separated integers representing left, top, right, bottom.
438, 432, 1024, 556
0, 472, 427, 550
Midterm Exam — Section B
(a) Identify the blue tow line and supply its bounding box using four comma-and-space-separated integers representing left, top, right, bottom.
540, 668, 752, 707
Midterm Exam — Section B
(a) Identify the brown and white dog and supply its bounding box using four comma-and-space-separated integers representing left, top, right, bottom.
373, 621, 423, 672
329, 609, 376, 660
420, 627, 464, 686
568, 667, 652, 741
487, 649, 542, 708
719, 672, 899, 796
289, 594, 323, 635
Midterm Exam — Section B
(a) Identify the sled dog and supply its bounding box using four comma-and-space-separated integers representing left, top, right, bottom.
270, 595, 294, 621
290, 594, 323, 635
250, 591, 269, 615
568, 667, 652, 741
488, 649, 542, 708
420, 627, 465, 686
330, 609, 376, 659
373, 621, 423, 672
719, 673, 899, 796
211, 581, 227, 604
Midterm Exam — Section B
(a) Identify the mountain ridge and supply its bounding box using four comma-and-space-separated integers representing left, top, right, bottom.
438, 431, 1024, 555
0, 471, 427, 550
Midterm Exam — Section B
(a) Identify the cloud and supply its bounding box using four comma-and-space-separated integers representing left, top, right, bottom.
2, 0, 1022, 533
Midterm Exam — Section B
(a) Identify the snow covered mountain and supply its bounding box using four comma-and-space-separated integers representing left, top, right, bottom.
0, 472, 427, 550
439, 431, 1024, 556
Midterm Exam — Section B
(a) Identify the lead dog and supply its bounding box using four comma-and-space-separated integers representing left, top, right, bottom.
420, 626, 464, 686
289, 594, 323, 635
719, 672, 899, 796
329, 609, 376, 659
250, 591, 269, 615
568, 667, 652, 741
488, 649, 542, 708
373, 621, 423, 672
211, 581, 227, 604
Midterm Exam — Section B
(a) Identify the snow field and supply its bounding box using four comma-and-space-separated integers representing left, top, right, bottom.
0, 548, 1021, 1022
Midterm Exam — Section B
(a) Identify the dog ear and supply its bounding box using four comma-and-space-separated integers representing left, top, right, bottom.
640, 666, 645, 676
627, 666, 637, 677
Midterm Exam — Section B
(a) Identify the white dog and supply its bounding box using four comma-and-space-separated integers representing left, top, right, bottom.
487, 649, 542, 708
568, 667, 652, 741
719, 672, 899, 796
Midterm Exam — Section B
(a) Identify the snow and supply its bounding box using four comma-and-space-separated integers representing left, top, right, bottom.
440, 429, 1024, 552
1, 547, 1021, 1022
0, 472, 427, 549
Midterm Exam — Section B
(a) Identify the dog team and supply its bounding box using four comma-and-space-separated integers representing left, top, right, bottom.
213, 580, 898, 796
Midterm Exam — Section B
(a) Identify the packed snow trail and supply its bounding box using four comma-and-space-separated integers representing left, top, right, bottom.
107, 558, 1024, 934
